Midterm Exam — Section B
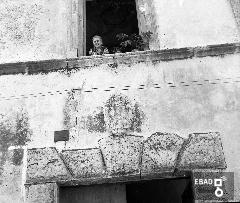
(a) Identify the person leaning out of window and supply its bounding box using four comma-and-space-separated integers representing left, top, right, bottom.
89, 35, 109, 55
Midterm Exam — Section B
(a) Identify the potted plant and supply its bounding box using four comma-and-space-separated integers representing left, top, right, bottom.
115, 31, 153, 53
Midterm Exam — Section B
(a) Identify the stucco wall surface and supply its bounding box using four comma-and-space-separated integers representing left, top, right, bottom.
0, 149, 24, 203
229, 0, 240, 33
0, 0, 240, 63
0, 53, 240, 201
153, 0, 240, 49
0, 0, 77, 64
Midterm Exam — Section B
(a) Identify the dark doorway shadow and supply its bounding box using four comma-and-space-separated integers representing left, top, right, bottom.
59, 177, 194, 203
126, 178, 194, 203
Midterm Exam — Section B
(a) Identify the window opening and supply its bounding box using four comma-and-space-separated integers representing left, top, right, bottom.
86, 0, 139, 55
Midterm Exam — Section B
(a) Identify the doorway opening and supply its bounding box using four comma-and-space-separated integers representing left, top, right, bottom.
126, 178, 194, 203
85, 0, 139, 55
59, 177, 194, 203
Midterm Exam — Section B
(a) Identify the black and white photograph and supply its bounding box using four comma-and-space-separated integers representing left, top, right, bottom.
0, 0, 239, 202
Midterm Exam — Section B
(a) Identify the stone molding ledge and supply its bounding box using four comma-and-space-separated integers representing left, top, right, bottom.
25, 132, 226, 186
0, 43, 239, 75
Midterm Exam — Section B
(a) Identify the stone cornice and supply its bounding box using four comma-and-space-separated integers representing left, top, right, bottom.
0, 43, 239, 76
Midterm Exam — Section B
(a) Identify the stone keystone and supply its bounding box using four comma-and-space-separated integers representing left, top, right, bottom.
141, 132, 185, 174
98, 134, 143, 176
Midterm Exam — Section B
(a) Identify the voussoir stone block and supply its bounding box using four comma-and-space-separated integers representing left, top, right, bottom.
25, 183, 57, 203
141, 132, 185, 174
26, 147, 72, 183
61, 148, 105, 179
177, 132, 226, 170
98, 135, 143, 176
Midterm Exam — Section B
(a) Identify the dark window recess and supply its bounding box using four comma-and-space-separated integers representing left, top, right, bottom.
59, 178, 194, 203
86, 0, 139, 55
54, 130, 69, 142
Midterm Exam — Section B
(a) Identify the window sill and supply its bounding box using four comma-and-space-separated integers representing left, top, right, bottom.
0, 43, 239, 75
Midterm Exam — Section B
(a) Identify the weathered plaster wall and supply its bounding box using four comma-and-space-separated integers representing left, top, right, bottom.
229, 0, 240, 33
0, 52, 240, 201
152, 0, 240, 49
0, 0, 77, 64
0, 149, 25, 203
0, 0, 240, 63
0, 54, 240, 148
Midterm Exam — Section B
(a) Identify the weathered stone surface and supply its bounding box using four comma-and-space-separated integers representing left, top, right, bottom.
177, 132, 226, 170
26, 147, 72, 183
98, 135, 143, 176
61, 148, 105, 179
141, 132, 185, 174
25, 183, 57, 203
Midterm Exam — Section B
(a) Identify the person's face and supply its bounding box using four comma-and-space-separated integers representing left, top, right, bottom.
93, 37, 103, 48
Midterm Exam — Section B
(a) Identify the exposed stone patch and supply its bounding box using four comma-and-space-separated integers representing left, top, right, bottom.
141, 132, 185, 174
0, 149, 24, 203
129, 103, 145, 133
63, 89, 107, 133
14, 110, 31, 146
12, 149, 24, 166
176, 132, 226, 170
0, 120, 14, 175
61, 148, 105, 179
26, 147, 72, 183
86, 108, 106, 133
0, 108, 31, 174
25, 183, 57, 203
64, 93, 145, 135
98, 135, 143, 176
104, 94, 134, 135
104, 94, 145, 135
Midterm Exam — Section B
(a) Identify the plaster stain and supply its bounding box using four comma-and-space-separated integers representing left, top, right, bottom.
63, 92, 145, 134
0, 109, 31, 168
86, 108, 106, 133
63, 90, 79, 129
0, 120, 14, 173
14, 110, 31, 146
104, 94, 145, 135
12, 149, 24, 166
